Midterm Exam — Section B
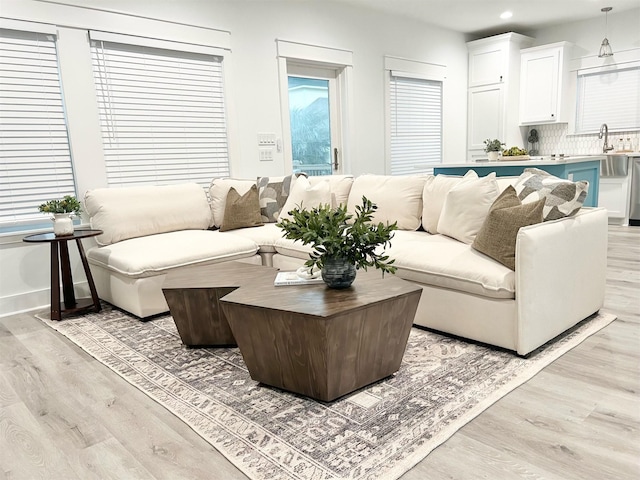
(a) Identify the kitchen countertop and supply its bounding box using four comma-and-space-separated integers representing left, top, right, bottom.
443, 155, 604, 168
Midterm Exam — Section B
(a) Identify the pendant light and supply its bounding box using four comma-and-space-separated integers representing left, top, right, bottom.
598, 7, 614, 58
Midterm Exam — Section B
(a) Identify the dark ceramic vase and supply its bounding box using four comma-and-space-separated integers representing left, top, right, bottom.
321, 257, 357, 289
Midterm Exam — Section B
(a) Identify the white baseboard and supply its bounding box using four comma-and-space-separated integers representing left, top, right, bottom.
0, 281, 90, 318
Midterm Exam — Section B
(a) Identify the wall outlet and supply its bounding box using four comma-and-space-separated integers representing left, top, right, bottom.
259, 148, 274, 161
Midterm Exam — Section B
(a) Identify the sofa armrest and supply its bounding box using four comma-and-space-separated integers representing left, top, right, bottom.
514, 207, 608, 355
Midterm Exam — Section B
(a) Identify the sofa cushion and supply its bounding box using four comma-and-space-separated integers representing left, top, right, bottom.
273, 236, 314, 260
219, 185, 263, 232
346, 174, 427, 230
387, 230, 515, 299
86, 230, 258, 278
209, 178, 257, 228
437, 173, 500, 244
472, 186, 545, 270
257, 174, 296, 222
279, 176, 332, 221
226, 223, 284, 253
422, 170, 478, 234
84, 183, 212, 246
514, 168, 589, 221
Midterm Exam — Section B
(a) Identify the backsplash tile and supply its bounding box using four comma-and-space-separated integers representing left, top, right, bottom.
527, 124, 639, 155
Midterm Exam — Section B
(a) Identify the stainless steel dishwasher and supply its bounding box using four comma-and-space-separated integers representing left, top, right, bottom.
630, 156, 640, 226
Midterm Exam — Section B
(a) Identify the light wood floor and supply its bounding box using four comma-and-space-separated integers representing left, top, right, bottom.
1, 226, 638, 479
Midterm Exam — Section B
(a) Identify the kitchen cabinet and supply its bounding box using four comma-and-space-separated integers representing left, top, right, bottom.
466, 33, 533, 161
467, 84, 504, 153
519, 42, 572, 125
599, 176, 631, 224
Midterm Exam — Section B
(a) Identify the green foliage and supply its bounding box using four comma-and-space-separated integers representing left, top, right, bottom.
276, 196, 398, 275
38, 195, 81, 215
502, 146, 528, 156
484, 138, 505, 152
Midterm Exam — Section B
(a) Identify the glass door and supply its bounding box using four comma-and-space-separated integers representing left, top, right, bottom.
287, 65, 341, 176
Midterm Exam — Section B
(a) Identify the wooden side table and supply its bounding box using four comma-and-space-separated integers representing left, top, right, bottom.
23, 229, 103, 320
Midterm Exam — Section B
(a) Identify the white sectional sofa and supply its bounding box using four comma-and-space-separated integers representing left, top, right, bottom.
83, 171, 608, 355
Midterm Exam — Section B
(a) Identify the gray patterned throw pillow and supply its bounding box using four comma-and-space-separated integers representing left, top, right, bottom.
514, 168, 588, 221
257, 175, 295, 222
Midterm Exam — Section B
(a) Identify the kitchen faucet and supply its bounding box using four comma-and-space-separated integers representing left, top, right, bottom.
599, 123, 615, 153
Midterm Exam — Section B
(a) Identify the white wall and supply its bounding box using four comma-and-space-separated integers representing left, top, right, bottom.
0, 0, 469, 316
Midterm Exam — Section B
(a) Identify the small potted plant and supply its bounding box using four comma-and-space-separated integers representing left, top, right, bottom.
38, 195, 82, 236
276, 196, 397, 288
484, 138, 505, 161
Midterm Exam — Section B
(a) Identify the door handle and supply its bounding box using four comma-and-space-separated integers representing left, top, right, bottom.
333, 147, 339, 170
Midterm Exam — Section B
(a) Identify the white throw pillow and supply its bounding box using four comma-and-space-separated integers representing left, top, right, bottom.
208, 178, 257, 228
422, 170, 478, 234
278, 176, 332, 222
437, 173, 500, 244
346, 174, 427, 230
308, 175, 354, 207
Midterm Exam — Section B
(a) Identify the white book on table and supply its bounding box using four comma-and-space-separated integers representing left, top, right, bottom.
274, 271, 324, 286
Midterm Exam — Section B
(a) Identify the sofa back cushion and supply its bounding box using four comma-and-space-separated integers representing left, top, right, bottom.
346, 174, 427, 230
209, 178, 257, 227
84, 183, 212, 246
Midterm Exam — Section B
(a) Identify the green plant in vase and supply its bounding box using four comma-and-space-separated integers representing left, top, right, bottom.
38, 195, 81, 236
484, 138, 505, 161
276, 196, 397, 288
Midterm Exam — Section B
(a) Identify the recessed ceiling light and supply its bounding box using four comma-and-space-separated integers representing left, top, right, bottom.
500, 11, 513, 20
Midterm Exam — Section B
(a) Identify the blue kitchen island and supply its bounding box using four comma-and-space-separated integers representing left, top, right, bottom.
433, 156, 603, 207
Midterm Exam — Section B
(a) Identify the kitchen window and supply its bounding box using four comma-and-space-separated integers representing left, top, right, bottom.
91, 32, 230, 187
0, 26, 77, 233
575, 63, 640, 133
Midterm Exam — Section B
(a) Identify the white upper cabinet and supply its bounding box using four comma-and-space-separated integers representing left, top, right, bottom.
466, 33, 533, 159
468, 42, 507, 87
519, 42, 572, 125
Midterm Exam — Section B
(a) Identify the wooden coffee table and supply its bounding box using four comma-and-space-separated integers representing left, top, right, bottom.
162, 262, 278, 346
220, 269, 422, 402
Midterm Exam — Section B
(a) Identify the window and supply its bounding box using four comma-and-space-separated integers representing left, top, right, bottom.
91, 36, 230, 187
575, 64, 640, 133
389, 73, 443, 175
0, 27, 76, 232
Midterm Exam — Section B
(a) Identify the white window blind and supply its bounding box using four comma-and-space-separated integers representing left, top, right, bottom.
389, 73, 442, 175
0, 28, 76, 229
575, 65, 640, 133
91, 40, 230, 187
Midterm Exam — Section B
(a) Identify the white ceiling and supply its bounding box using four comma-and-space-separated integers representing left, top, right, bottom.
335, 0, 640, 37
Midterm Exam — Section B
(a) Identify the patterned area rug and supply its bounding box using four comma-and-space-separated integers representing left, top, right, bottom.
37, 305, 615, 480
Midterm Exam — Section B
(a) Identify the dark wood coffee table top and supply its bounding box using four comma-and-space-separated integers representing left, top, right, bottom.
163, 261, 278, 290
222, 269, 421, 318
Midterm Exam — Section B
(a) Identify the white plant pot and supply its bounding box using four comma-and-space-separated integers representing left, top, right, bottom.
487, 151, 500, 161
52, 214, 74, 236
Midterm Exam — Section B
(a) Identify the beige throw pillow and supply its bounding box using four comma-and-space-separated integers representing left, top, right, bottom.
472, 186, 545, 270
279, 176, 332, 221
209, 178, 257, 228
437, 173, 499, 244
422, 170, 478, 234
219, 185, 264, 232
